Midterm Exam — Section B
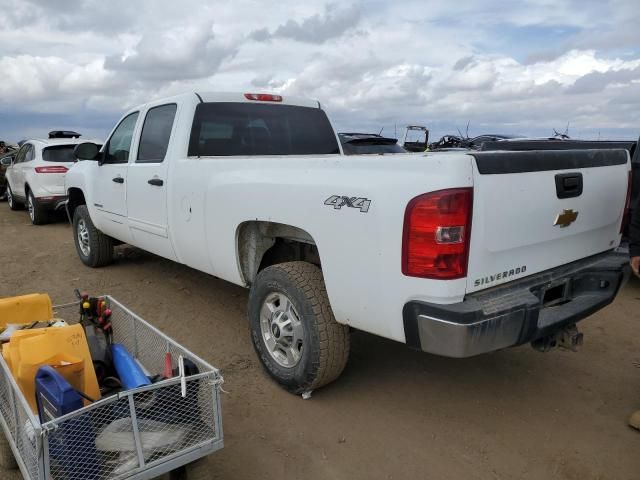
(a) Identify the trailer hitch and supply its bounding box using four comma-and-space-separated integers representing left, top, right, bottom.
531, 324, 583, 352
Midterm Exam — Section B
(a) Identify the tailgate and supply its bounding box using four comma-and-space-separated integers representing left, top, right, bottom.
466, 149, 630, 293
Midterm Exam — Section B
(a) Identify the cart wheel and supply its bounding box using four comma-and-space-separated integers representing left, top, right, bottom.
169, 458, 211, 480
0, 431, 17, 470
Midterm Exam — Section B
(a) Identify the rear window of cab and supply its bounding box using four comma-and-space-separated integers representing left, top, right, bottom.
188, 102, 340, 156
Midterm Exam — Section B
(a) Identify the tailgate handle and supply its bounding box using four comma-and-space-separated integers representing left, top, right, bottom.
555, 173, 583, 199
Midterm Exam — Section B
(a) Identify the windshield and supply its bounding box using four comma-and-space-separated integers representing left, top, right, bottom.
189, 102, 340, 156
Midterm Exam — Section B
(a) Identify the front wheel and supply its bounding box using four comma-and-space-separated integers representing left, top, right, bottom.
27, 191, 48, 225
248, 261, 350, 394
73, 205, 114, 267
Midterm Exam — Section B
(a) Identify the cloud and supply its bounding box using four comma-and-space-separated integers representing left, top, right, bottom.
568, 65, 640, 94
250, 4, 362, 44
104, 22, 237, 82
0, 0, 638, 143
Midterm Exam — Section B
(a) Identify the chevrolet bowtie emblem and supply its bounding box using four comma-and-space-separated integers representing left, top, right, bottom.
554, 209, 579, 228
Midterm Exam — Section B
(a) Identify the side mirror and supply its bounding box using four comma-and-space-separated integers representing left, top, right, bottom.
73, 142, 101, 161
0, 156, 12, 166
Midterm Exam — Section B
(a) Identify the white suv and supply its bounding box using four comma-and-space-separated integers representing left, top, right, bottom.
6, 138, 101, 224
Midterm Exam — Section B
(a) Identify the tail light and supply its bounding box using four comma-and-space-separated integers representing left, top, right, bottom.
244, 93, 283, 102
621, 170, 633, 234
402, 188, 473, 279
35, 166, 68, 174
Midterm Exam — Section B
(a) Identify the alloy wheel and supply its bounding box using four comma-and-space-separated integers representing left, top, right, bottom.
27, 195, 34, 222
259, 292, 304, 368
76, 218, 91, 257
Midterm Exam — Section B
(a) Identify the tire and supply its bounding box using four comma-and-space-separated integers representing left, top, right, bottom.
248, 261, 350, 394
6, 185, 22, 211
72, 205, 114, 267
0, 430, 17, 470
27, 191, 48, 225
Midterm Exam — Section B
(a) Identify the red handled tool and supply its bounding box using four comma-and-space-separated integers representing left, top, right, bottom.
163, 353, 173, 379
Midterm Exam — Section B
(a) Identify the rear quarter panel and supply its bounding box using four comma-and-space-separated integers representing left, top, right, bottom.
168, 152, 474, 343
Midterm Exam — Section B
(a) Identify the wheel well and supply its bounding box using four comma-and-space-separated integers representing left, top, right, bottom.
67, 188, 86, 219
237, 221, 320, 285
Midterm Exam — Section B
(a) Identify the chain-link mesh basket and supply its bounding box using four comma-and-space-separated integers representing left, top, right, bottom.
0, 296, 224, 479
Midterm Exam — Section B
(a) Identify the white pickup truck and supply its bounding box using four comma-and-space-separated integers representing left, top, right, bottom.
65, 91, 631, 394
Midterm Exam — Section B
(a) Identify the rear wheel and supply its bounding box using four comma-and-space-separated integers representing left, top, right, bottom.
27, 191, 48, 225
6, 185, 22, 211
73, 205, 114, 267
248, 261, 350, 394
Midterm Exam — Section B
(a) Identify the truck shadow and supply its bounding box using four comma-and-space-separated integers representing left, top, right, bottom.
339, 329, 542, 393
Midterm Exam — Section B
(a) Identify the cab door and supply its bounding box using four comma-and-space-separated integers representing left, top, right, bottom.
9, 143, 32, 198
126, 103, 178, 260
92, 111, 140, 241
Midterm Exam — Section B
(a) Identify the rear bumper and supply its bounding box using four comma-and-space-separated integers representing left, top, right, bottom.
403, 251, 629, 357
36, 195, 67, 210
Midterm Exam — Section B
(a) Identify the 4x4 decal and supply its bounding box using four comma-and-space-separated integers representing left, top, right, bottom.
324, 195, 371, 213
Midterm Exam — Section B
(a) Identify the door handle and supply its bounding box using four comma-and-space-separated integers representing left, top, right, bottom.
148, 178, 164, 186
112, 177, 124, 184
555, 173, 583, 199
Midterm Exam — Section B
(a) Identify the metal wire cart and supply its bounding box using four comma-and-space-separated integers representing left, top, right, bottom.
0, 296, 224, 479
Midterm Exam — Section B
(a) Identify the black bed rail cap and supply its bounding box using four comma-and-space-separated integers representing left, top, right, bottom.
471, 148, 629, 174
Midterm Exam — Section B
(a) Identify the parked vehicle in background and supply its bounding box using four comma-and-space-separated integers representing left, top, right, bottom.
65, 91, 631, 395
338, 132, 406, 154
5, 136, 101, 224
429, 133, 524, 150
0, 148, 17, 200
401, 125, 429, 152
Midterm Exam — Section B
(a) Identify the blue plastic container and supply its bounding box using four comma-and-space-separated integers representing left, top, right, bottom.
35, 365, 84, 422
35, 366, 100, 479
111, 343, 151, 390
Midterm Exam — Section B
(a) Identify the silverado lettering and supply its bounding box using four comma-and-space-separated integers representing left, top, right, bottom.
474, 266, 527, 287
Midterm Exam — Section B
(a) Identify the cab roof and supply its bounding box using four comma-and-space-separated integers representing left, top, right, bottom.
197, 92, 321, 109
128, 91, 322, 112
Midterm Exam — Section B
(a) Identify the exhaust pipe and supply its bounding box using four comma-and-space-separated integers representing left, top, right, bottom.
531, 324, 583, 352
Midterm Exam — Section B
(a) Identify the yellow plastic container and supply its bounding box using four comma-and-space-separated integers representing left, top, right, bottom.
3, 324, 101, 411
0, 293, 53, 327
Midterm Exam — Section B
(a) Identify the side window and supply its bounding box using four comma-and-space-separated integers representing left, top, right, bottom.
137, 104, 177, 163
105, 112, 139, 164
25, 145, 35, 162
14, 144, 29, 163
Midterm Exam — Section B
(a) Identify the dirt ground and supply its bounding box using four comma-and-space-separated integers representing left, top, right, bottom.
1, 205, 639, 480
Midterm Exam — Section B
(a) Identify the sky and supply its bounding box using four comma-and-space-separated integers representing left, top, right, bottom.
0, 0, 639, 143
